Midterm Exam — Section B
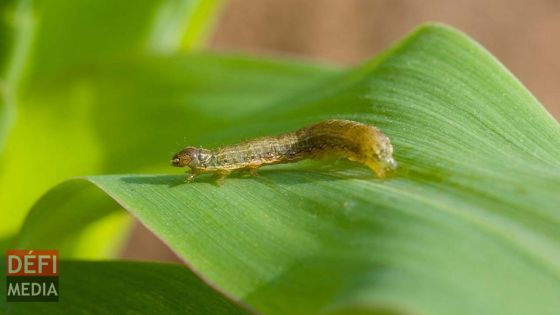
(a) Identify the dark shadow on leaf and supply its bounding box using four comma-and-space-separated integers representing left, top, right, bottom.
118, 166, 388, 188
120, 174, 187, 187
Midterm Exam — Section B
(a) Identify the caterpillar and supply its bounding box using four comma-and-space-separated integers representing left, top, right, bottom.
171, 119, 397, 183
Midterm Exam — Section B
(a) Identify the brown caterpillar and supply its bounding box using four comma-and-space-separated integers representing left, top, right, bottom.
171, 119, 397, 183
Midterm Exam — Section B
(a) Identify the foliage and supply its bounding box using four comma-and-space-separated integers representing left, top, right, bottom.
1, 0, 560, 314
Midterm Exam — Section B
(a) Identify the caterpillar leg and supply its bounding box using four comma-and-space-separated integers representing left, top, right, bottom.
366, 162, 386, 178
240, 165, 259, 177
185, 170, 200, 183
347, 154, 385, 178
214, 170, 231, 185
365, 158, 398, 178
248, 165, 259, 177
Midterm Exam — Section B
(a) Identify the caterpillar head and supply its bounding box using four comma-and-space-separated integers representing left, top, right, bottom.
171, 147, 212, 169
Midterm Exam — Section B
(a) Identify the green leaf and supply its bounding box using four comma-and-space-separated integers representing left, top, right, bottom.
1, 0, 223, 144
0, 260, 250, 314
148, 0, 225, 51
22, 0, 224, 84
16, 24, 560, 314
0, 0, 32, 152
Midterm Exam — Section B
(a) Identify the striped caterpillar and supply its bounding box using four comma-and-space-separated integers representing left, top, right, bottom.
171, 119, 397, 183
